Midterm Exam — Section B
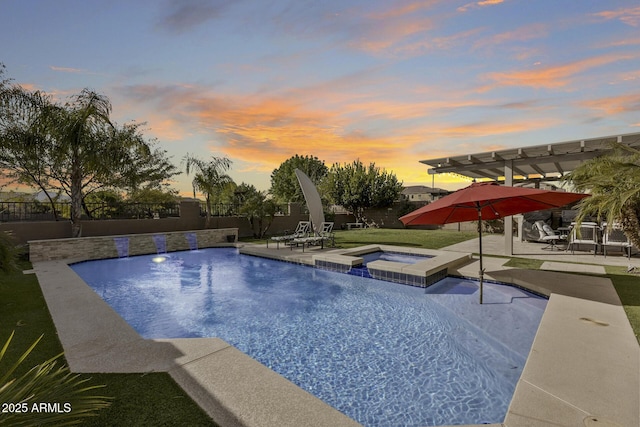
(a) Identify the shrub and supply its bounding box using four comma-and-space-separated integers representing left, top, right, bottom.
0, 331, 112, 426
0, 231, 18, 274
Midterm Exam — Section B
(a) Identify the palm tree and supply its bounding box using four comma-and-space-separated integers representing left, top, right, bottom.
183, 154, 234, 227
45, 90, 113, 236
564, 140, 640, 248
3, 79, 180, 237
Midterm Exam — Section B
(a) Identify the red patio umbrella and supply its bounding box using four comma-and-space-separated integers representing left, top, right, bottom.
399, 182, 589, 303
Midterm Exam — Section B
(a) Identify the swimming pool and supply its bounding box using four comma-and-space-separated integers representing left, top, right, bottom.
71, 248, 547, 427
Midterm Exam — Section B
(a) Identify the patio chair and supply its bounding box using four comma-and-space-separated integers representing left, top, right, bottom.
268, 221, 310, 249
290, 222, 335, 252
567, 222, 600, 255
602, 222, 633, 259
533, 220, 563, 250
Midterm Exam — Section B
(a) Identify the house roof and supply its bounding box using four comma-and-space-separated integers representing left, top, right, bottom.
420, 132, 640, 181
402, 185, 449, 195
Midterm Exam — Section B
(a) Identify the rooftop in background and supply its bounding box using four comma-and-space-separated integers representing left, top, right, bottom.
402, 185, 449, 195
420, 132, 640, 183
401, 185, 450, 202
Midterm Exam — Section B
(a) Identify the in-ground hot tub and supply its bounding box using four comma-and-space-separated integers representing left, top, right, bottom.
313, 244, 472, 287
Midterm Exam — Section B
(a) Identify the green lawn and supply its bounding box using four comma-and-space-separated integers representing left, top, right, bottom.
0, 263, 216, 427
249, 227, 479, 248
332, 228, 479, 249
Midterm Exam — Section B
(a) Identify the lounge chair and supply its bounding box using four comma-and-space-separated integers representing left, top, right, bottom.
290, 222, 335, 251
532, 220, 563, 250
268, 221, 310, 249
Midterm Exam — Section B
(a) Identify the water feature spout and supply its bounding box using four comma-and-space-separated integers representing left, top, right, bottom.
152, 234, 167, 254
113, 237, 129, 258
185, 232, 198, 251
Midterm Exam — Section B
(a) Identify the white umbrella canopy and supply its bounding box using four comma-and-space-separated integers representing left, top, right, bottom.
295, 168, 325, 234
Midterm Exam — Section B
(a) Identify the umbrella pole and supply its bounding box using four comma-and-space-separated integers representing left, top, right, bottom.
478, 207, 484, 304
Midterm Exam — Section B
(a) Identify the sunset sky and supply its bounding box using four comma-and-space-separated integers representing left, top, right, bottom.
2, 1, 639, 195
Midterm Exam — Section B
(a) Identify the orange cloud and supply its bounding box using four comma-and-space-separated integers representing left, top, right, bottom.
579, 93, 640, 115
116, 79, 567, 192
146, 118, 188, 141
593, 6, 640, 27
598, 36, 640, 48
482, 53, 636, 90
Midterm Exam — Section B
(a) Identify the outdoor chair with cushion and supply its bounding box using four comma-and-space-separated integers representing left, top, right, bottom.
533, 220, 564, 250
268, 221, 310, 249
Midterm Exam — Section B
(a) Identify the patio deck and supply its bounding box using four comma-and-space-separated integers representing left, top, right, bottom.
31, 237, 640, 427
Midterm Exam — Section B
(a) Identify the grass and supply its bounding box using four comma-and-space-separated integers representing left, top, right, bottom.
606, 268, 640, 343
332, 228, 479, 249
0, 262, 216, 427
247, 227, 479, 249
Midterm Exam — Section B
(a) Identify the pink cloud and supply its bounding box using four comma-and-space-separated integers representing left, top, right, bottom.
593, 6, 640, 27
458, 0, 506, 13
482, 53, 636, 90
580, 93, 640, 115
473, 23, 548, 49
49, 66, 88, 74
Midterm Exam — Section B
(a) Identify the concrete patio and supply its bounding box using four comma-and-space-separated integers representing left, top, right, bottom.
31, 235, 640, 427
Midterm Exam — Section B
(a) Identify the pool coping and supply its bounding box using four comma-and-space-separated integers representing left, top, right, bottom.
32, 244, 639, 427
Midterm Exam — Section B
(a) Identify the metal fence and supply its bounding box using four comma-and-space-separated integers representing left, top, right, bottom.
83, 202, 181, 220
199, 203, 292, 217
0, 201, 180, 221
0, 201, 71, 222
1, 200, 304, 222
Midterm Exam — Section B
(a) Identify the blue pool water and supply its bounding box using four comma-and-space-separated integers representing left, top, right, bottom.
71, 248, 547, 427
348, 251, 432, 277
360, 250, 432, 265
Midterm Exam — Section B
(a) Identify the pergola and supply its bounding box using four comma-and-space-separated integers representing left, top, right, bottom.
419, 132, 640, 254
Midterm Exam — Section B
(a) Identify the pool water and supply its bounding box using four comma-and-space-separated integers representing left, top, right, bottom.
71, 248, 547, 427
360, 250, 432, 265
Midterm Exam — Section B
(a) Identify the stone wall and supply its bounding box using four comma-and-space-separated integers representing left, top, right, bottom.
28, 228, 238, 262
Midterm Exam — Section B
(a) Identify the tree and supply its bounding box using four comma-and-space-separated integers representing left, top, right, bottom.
564, 140, 640, 248
126, 187, 179, 204
1, 74, 180, 235
237, 183, 277, 238
322, 160, 403, 224
270, 155, 328, 203
0, 70, 59, 217
44, 90, 179, 234
183, 154, 234, 226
